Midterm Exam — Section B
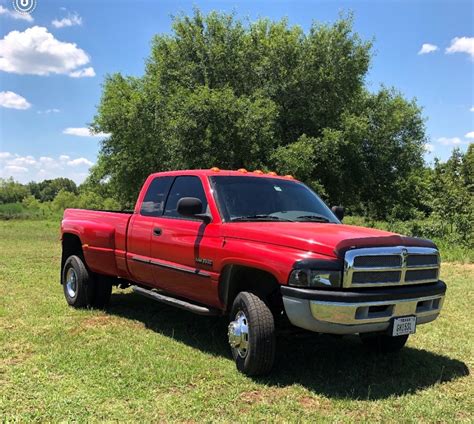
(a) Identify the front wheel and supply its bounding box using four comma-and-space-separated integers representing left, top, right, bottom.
359, 332, 409, 353
228, 292, 276, 376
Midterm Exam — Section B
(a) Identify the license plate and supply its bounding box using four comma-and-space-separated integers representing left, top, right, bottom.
392, 316, 416, 336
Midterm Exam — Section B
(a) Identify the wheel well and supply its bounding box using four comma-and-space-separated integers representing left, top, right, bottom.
219, 265, 282, 314
61, 233, 83, 283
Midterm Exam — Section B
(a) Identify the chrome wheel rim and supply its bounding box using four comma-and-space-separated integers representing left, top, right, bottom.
66, 268, 78, 298
228, 310, 249, 358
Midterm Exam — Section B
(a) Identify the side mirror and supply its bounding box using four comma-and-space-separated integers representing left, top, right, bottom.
177, 197, 210, 222
331, 205, 344, 222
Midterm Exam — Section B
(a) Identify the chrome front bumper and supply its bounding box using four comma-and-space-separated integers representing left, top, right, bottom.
281, 281, 446, 335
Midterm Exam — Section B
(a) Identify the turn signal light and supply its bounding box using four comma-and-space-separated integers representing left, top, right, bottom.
284, 175, 294, 179
237, 168, 248, 173
253, 170, 264, 174
267, 171, 277, 176
210, 167, 220, 172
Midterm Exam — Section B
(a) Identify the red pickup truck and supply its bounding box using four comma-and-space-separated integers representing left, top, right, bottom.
61, 169, 446, 375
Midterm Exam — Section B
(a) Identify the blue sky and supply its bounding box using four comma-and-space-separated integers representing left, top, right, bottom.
0, 0, 473, 183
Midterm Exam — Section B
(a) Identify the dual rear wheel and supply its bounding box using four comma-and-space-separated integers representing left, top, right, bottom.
62, 255, 112, 308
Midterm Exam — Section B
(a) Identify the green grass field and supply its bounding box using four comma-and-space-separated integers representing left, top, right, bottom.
1, 220, 472, 422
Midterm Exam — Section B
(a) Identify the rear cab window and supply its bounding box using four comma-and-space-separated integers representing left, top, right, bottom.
140, 176, 174, 217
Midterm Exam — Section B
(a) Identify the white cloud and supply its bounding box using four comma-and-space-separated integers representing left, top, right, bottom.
0, 5, 33, 22
465, 131, 474, 139
52, 12, 82, 28
470, 106, 474, 112
37, 108, 60, 114
418, 43, 438, 55
0, 152, 94, 183
39, 156, 58, 167
4, 165, 28, 173
0, 91, 31, 109
436, 137, 463, 146
0, 26, 91, 76
63, 127, 109, 137
69, 66, 95, 78
424, 143, 435, 153
67, 157, 93, 167
446, 37, 474, 59
9, 155, 36, 166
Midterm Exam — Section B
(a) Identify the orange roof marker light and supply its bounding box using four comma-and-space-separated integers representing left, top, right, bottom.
210, 167, 220, 172
253, 170, 264, 174
267, 171, 277, 176
284, 175, 294, 179
237, 168, 248, 173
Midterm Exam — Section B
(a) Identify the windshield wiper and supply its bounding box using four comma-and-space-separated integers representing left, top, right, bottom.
295, 214, 331, 223
230, 214, 293, 222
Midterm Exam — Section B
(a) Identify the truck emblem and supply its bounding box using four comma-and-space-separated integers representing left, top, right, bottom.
195, 257, 213, 266
401, 248, 408, 266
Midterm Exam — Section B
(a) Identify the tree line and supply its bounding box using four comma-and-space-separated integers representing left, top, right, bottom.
0, 177, 120, 217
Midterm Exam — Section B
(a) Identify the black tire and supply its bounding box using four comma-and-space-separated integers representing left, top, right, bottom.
228, 292, 276, 376
62, 255, 93, 308
62, 255, 112, 308
359, 332, 409, 353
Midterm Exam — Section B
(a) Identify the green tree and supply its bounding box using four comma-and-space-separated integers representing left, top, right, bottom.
22, 195, 41, 210
92, 10, 427, 218
52, 190, 79, 212
428, 148, 473, 246
28, 178, 78, 202
0, 178, 29, 204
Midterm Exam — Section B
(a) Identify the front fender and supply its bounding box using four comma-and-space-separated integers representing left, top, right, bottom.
217, 237, 336, 286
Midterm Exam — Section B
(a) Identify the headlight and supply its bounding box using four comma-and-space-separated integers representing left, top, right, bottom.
288, 269, 341, 288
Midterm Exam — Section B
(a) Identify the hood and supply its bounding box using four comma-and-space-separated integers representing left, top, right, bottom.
222, 222, 436, 258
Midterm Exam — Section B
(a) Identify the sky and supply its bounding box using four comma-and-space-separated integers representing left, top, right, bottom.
0, 0, 473, 184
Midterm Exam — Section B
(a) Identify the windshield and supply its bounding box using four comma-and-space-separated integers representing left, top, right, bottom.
210, 176, 339, 223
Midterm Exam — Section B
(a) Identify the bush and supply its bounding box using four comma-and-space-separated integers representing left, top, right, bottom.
0, 203, 41, 220
0, 178, 29, 204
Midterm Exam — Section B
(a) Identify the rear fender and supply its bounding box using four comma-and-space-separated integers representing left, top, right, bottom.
62, 219, 117, 275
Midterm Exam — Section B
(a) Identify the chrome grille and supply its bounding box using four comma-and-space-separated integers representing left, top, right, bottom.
352, 271, 401, 284
405, 268, 438, 282
343, 246, 440, 288
353, 255, 401, 268
406, 255, 438, 267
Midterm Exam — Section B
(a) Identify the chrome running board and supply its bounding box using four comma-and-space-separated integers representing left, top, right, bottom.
132, 286, 220, 316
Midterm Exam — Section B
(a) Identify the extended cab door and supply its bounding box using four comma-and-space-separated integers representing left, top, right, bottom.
126, 176, 174, 287
150, 175, 221, 307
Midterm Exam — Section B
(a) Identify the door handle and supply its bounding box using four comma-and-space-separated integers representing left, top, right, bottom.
153, 227, 162, 236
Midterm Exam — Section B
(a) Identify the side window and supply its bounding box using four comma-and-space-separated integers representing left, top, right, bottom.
140, 177, 174, 217
164, 176, 208, 218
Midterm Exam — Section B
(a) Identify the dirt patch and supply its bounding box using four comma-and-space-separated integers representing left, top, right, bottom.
239, 387, 331, 411
68, 315, 114, 335
81, 315, 115, 328
1, 342, 34, 367
298, 395, 332, 411
240, 390, 266, 404
70, 314, 143, 335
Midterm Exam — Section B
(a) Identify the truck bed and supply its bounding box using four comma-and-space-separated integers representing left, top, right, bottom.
62, 208, 134, 278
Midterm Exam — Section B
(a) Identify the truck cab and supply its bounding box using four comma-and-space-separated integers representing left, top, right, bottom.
61, 169, 446, 375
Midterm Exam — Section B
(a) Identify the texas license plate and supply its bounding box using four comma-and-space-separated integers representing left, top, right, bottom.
392, 316, 416, 336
